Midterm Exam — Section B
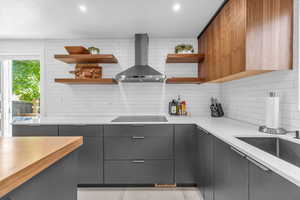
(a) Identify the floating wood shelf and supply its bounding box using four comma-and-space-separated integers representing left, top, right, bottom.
54, 54, 118, 64
166, 54, 205, 63
55, 78, 118, 84
166, 77, 205, 84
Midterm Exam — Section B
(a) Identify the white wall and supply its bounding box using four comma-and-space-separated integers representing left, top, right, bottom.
44, 38, 220, 117
3, 36, 298, 128
221, 70, 299, 130
0, 38, 220, 118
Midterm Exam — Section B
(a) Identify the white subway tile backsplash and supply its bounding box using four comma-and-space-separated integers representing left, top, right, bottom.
221, 69, 300, 130
42, 38, 219, 117
2, 38, 298, 128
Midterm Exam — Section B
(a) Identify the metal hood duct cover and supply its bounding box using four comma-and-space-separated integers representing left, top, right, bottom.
115, 34, 165, 82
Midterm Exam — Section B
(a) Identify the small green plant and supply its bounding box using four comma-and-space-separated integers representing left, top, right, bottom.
175, 44, 194, 54
88, 46, 100, 54
12, 60, 40, 103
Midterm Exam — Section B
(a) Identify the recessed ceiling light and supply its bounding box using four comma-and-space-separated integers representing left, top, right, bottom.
79, 5, 87, 13
173, 3, 181, 12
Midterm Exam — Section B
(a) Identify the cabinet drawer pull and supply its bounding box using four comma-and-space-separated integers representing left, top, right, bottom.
130, 125, 145, 127
131, 136, 145, 139
132, 160, 145, 163
72, 124, 87, 126
230, 147, 246, 157
246, 157, 270, 172
27, 124, 41, 127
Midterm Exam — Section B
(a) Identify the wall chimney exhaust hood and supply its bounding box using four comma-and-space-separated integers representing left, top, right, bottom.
115, 34, 166, 82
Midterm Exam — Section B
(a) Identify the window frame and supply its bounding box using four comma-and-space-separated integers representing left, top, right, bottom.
0, 54, 44, 131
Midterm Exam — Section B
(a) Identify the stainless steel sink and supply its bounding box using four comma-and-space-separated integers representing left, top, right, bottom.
236, 137, 300, 168
111, 115, 168, 122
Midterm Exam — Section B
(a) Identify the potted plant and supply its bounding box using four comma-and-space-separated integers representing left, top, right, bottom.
175, 44, 194, 54
88, 46, 100, 54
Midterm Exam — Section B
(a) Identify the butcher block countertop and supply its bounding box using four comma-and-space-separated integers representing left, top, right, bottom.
0, 136, 83, 198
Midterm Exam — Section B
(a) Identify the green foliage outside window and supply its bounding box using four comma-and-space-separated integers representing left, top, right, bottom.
12, 60, 40, 103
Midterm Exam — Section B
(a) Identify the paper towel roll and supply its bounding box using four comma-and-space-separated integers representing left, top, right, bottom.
265, 93, 280, 129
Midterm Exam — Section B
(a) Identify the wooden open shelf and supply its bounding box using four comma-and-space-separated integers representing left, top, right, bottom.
166, 54, 205, 63
54, 54, 118, 64
55, 78, 118, 84
166, 77, 205, 84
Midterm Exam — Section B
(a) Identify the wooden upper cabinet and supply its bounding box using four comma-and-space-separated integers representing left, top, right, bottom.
198, 0, 293, 83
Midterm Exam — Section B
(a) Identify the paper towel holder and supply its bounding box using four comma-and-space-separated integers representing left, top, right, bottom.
259, 91, 283, 134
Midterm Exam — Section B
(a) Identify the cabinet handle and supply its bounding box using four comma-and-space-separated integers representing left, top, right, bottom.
132, 160, 145, 163
197, 127, 209, 134
131, 136, 145, 139
130, 125, 145, 127
230, 147, 246, 157
246, 157, 270, 172
197, 127, 204, 132
27, 124, 41, 127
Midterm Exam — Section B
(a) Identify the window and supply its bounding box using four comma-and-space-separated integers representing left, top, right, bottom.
0, 58, 41, 136
12, 60, 41, 120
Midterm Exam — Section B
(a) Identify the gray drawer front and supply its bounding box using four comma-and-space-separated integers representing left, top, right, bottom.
104, 160, 174, 184
104, 125, 173, 136
12, 125, 58, 136
59, 125, 103, 137
104, 125, 173, 159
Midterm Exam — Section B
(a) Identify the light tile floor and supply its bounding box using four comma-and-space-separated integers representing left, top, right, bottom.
78, 187, 203, 200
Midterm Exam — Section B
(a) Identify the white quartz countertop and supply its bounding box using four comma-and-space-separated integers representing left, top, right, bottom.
12, 116, 300, 187
12, 116, 199, 125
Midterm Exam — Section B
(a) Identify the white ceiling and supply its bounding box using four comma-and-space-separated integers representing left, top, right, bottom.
0, 0, 224, 39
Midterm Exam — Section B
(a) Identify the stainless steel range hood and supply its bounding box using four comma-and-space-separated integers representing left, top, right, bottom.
115, 34, 166, 82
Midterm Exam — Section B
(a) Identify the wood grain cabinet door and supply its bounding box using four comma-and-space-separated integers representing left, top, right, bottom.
198, 0, 292, 83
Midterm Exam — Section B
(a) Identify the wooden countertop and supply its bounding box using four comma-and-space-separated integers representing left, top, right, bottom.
0, 137, 83, 198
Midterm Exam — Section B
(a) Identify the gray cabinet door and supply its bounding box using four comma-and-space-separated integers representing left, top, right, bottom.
202, 129, 214, 200
12, 125, 58, 136
59, 125, 103, 184
5, 151, 78, 200
104, 125, 173, 160
214, 138, 248, 200
196, 128, 206, 196
174, 125, 196, 184
249, 162, 300, 200
104, 160, 173, 184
